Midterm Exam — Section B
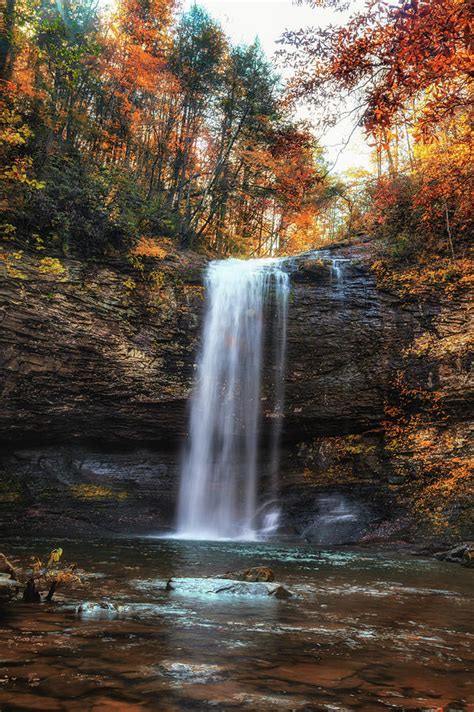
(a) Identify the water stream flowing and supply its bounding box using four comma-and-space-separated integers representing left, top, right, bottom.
176, 258, 289, 541
330, 257, 348, 297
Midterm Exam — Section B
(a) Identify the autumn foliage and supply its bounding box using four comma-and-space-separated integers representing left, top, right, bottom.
1, 0, 328, 258
284, 0, 473, 261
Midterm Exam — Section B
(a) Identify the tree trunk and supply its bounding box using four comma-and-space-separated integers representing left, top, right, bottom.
23, 578, 41, 603
0, 0, 16, 81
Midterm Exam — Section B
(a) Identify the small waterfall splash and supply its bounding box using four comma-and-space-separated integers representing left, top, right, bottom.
330, 258, 347, 296
176, 258, 289, 541
301, 494, 359, 545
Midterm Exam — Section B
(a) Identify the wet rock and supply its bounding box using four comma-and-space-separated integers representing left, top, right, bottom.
0, 558, 19, 601
462, 548, 474, 568
213, 582, 292, 599
158, 661, 223, 685
433, 542, 474, 565
218, 566, 274, 582
0, 553, 17, 579
388, 475, 406, 485
0, 573, 17, 602
170, 577, 292, 599
0, 447, 179, 537
76, 600, 120, 618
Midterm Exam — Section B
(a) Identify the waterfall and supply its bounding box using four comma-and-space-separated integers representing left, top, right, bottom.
330, 258, 346, 296
176, 258, 289, 541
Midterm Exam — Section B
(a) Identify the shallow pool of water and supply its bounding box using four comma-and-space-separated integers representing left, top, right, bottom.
0, 538, 472, 710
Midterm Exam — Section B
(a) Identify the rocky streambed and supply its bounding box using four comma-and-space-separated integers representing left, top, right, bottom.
0, 537, 472, 710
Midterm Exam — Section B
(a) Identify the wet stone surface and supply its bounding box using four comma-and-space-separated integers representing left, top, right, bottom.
0, 537, 472, 711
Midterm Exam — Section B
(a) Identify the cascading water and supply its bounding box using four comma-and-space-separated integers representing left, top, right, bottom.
330, 258, 347, 296
176, 258, 289, 541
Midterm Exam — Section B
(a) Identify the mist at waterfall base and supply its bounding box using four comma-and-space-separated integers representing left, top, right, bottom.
298, 493, 367, 546
175, 258, 289, 542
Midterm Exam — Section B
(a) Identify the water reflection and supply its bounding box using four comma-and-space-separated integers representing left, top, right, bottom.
0, 538, 472, 710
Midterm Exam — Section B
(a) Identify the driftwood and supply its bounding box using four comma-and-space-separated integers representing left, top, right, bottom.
2, 550, 79, 603
0, 553, 17, 580
23, 578, 41, 603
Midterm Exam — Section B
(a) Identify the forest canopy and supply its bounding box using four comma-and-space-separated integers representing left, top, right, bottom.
0, 0, 329, 258
283, 0, 473, 262
1, 0, 473, 262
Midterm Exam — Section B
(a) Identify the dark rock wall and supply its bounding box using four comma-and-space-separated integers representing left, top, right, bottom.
0, 446, 179, 536
0, 251, 205, 446
0, 244, 471, 539
284, 257, 404, 438
283, 249, 471, 438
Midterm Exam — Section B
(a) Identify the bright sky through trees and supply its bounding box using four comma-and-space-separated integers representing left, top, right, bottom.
183, 0, 372, 173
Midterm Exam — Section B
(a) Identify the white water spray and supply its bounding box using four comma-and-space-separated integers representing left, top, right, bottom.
176, 258, 289, 541
330, 258, 347, 296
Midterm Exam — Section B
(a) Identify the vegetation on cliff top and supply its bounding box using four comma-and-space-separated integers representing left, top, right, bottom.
1, 0, 331, 260
283, 0, 472, 266
1, 0, 472, 268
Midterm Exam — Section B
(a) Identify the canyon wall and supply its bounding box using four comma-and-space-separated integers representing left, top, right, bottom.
0, 243, 471, 541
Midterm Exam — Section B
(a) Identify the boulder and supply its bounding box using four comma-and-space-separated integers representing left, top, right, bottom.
0, 553, 17, 579
433, 542, 474, 564
218, 566, 275, 582
169, 577, 292, 599
76, 600, 119, 618
212, 582, 292, 599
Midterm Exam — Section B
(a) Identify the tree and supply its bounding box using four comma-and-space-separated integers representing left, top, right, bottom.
282, 0, 473, 259
2, 0, 329, 258
284, 0, 472, 137
0, 0, 17, 81
166, 5, 226, 233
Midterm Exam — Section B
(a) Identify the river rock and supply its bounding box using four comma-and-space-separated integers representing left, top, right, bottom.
169, 577, 292, 599
218, 566, 275, 582
76, 600, 120, 618
0, 573, 18, 602
433, 542, 474, 564
0, 553, 17, 579
212, 582, 292, 599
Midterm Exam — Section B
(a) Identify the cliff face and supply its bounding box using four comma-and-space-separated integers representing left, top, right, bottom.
285, 252, 411, 438
285, 247, 472, 435
0, 243, 472, 540
0, 250, 205, 446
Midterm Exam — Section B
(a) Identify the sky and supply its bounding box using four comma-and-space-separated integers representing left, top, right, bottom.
182, 0, 372, 174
